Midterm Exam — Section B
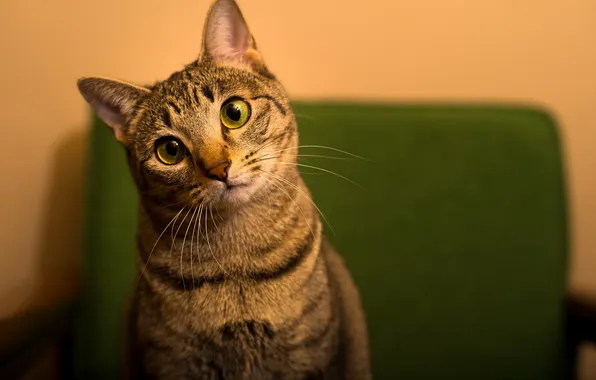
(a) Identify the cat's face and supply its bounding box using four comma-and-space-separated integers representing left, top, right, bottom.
130, 65, 294, 208
77, 0, 296, 211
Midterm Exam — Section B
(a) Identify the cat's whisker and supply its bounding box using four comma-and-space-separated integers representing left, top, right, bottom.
293, 113, 315, 121
181, 206, 199, 292
170, 209, 185, 283
250, 155, 282, 164
196, 204, 205, 272
257, 153, 350, 163
258, 172, 316, 240
297, 145, 369, 161
215, 207, 224, 224
140, 206, 186, 281
170, 207, 193, 288
204, 203, 236, 281
264, 145, 368, 161
259, 169, 335, 236
263, 177, 275, 208
271, 162, 361, 187
298, 171, 326, 176
296, 154, 350, 160
209, 204, 222, 239
190, 204, 202, 288
209, 205, 220, 234
259, 146, 299, 157
248, 139, 278, 159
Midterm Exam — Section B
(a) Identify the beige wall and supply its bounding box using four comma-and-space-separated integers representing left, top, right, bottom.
1, 0, 594, 376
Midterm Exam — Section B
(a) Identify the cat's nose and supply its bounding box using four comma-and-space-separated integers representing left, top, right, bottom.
205, 160, 231, 182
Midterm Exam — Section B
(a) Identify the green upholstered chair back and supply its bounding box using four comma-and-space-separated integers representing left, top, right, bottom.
72, 103, 569, 379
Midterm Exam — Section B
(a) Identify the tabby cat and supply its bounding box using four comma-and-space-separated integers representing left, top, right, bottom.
77, 0, 371, 378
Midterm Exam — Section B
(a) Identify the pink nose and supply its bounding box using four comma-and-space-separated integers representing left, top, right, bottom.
206, 160, 230, 182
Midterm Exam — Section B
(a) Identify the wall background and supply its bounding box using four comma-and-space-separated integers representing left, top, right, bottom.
1, 0, 594, 377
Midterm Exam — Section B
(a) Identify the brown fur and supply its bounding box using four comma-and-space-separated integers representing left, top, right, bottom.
78, 0, 371, 379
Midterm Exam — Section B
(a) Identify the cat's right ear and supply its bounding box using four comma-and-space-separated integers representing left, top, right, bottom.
77, 77, 150, 145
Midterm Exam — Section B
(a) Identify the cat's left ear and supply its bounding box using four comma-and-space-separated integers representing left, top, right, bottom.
201, 0, 266, 71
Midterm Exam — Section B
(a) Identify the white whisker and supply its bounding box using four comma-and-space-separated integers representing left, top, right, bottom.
190, 204, 202, 287
249, 139, 277, 158
196, 204, 205, 272
259, 172, 316, 239
298, 145, 369, 160
260, 146, 298, 157
170, 207, 193, 287
204, 203, 236, 281
293, 113, 315, 121
263, 145, 368, 161
271, 161, 360, 187
299, 171, 326, 176
215, 207, 224, 224
209, 205, 220, 234
259, 168, 335, 236
255, 154, 350, 164
296, 154, 350, 160
140, 206, 185, 280
180, 206, 199, 291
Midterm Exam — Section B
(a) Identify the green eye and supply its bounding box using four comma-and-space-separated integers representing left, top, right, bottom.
220, 98, 251, 129
155, 138, 186, 165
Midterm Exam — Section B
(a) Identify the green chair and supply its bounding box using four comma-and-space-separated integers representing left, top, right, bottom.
4, 103, 595, 379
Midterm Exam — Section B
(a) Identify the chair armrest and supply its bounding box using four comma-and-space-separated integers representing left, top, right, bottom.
0, 303, 74, 379
566, 290, 596, 345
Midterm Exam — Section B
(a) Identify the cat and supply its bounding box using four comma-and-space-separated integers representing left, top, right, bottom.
77, 0, 371, 378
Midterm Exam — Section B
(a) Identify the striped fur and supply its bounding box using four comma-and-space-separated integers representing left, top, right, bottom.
77, 0, 371, 379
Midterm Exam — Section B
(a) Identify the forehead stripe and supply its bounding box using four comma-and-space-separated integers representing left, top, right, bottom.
251, 95, 286, 116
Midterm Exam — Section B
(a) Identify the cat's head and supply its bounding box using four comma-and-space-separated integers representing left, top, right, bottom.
77, 0, 296, 211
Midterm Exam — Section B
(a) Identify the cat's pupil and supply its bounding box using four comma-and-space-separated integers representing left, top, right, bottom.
165, 141, 179, 157
226, 104, 241, 122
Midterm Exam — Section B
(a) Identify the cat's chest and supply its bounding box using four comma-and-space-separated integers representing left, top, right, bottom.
136, 281, 337, 379
175, 322, 331, 380
175, 282, 302, 330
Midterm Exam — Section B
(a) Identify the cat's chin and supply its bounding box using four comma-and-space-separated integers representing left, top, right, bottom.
209, 181, 254, 209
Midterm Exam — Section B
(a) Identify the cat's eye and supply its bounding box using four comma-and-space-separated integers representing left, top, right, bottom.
220, 98, 251, 129
155, 137, 186, 165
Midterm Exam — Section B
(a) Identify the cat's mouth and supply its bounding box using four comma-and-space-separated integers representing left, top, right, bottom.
226, 180, 247, 189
